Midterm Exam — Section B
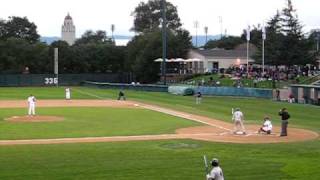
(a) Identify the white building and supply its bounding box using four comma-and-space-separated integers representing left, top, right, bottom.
188, 44, 256, 73
61, 13, 76, 45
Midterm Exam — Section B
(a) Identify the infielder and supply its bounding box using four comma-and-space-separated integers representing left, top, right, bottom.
232, 108, 246, 134
117, 90, 126, 100
195, 91, 202, 104
27, 94, 36, 116
206, 158, 224, 180
65, 87, 71, 100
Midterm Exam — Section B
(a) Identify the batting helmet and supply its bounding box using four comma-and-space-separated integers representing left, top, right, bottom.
211, 158, 219, 167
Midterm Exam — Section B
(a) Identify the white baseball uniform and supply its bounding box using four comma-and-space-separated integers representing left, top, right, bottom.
232, 110, 246, 133
65, 88, 71, 100
27, 96, 36, 115
261, 120, 272, 132
207, 166, 224, 180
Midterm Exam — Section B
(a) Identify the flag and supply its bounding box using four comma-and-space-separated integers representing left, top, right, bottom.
246, 25, 250, 41
262, 25, 266, 40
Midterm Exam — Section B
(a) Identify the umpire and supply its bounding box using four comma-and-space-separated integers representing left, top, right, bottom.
278, 108, 290, 136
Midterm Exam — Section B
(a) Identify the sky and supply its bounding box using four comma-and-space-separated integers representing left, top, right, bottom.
0, 0, 319, 37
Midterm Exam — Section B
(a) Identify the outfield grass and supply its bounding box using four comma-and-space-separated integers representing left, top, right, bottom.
0, 87, 93, 100
0, 87, 319, 179
0, 107, 199, 140
0, 140, 319, 180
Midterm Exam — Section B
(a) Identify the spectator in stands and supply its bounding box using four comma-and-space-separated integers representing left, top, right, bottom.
276, 89, 280, 101
288, 94, 295, 103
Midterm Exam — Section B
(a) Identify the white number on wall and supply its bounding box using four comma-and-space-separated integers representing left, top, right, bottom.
44, 78, 58, 85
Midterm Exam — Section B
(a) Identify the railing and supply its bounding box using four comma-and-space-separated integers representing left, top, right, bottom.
300, 74, 320, 85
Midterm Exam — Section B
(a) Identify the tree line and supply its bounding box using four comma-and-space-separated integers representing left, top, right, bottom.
0, 0, 317, 83
0, 17, 126, 74
0, 0, 191, 83
204, 0, 319, 67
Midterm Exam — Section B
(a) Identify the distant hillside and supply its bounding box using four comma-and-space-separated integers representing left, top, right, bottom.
41, 35, 219, 47
40, 36, 60, 44
40, 35, 133, 45
192, 35, 220, 47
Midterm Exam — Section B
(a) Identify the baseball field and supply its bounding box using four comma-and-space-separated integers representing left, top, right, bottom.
0, 86, 319, 179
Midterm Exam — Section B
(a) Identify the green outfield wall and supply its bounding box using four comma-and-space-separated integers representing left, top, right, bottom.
0, 73, 132, 87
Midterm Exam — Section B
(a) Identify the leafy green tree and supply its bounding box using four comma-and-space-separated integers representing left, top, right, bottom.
0, 16, 40, 43
50, 40, 74, 73
251, 1, 315, 66
205, 36, 244, 50
253, 12, 284, 66
126, 29, 191, 83
74, 30, 114, 45
131, 0, 181, 33
127, 0, 192, 83
0, 38, 48, 73
278, 0, 314, 66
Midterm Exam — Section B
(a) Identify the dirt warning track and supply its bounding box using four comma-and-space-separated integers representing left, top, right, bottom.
0, 100, 318, 145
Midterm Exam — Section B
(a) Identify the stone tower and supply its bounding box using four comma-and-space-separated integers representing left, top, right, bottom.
61, 13, 76, 45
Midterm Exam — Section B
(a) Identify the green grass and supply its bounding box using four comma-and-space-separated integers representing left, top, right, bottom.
0, 140, 319, 180
0, 87, 93, 100
0, 107, 198, 140
0, 87, 319, 179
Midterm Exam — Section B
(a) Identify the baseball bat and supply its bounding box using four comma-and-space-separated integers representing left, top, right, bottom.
203, 155, 209, 175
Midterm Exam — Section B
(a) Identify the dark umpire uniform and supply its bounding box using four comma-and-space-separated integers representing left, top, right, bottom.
279, 108, 290, 136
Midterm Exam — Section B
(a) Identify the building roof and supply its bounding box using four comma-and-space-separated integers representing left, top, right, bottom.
193, 49, 255, 59
65, 13, 72, 20
193, 43, 257, 59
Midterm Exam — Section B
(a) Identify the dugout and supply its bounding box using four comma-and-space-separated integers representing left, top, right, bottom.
290, 85, 320, 105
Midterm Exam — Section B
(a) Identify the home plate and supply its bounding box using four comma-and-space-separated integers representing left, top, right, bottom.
234, 132, 246, 135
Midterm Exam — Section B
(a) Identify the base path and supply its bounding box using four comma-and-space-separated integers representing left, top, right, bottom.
0, 100, 318, 145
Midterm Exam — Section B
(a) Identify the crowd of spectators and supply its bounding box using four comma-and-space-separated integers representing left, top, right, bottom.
227, 65, 318, 81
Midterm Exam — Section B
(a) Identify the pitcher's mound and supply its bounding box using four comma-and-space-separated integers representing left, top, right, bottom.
5, 115, 64, 122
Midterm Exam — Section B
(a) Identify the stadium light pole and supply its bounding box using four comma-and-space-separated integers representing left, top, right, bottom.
204, 26, 208, 45
194, 21, 199, 47
246, 25, 250, 76
262, 25, 266, 74
161, 0, 167, 85
317, 33, 320, 52
219, 16, 223, 40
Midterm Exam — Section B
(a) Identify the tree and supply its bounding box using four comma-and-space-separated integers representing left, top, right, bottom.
74, 30, 114, 45
131, 0, 181, 33
278, 0, 313, 66
251, 1, 315, 66
204, 36, 244, 50
253, 11, 284, 65
0, 38, 49, 73
126, 29, 191, 83
50, 40, 74, 73
0, 16, 40, 43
